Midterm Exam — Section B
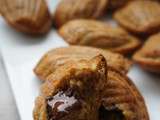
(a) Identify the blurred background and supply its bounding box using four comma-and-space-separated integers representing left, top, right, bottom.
0, 56, 20, 120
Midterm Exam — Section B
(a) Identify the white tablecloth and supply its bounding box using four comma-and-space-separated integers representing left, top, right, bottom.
0, 55, 19, 120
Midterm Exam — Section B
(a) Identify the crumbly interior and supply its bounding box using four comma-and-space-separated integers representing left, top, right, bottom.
46, 79, 126, 120
46, 72, 101, 120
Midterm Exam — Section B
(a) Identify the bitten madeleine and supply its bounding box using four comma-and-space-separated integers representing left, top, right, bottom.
33, 51, 149, 120
133, 33, 160, 73
0, 0, 52, 35
33, 55, 107, 120
34, 46, 131, 81
114, 0, 160, 34
54, 0, 108, 27
100, 67, 149, 120
59, 20, 141, 54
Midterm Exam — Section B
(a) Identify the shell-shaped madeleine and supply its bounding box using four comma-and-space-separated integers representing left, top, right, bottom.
33, 55, 107, 120
114, 0, 160, 34
54, 0, 108, 27
59, 20, 141, 54
34, 46, 131, 81
101, 67, 149, 120
0, 0, 52, 35
133, 33, 160, 73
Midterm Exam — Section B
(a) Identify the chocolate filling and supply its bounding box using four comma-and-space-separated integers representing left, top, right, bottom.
46, 72, 101, 120
99, 106, 125, 120
46, 88, 81, 120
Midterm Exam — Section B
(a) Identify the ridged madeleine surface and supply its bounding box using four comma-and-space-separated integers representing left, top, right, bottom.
59, 20, 141, 54
100, 67, 149, 120
133, 33, 160, 73
33, 55, 107, 120
0, 0, 52, 35
54, 0, 108, 27
34, 46, 131, 81
114, 0, 160, 34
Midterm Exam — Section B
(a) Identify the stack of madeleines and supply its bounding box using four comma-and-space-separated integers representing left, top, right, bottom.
1, 0, 160, 119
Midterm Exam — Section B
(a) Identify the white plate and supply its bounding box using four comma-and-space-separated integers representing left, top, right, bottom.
0, 1, 159, 120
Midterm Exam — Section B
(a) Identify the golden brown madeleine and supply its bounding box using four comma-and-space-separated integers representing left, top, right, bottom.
0, 0, 52, 35
33, 54, 149, 120
34, 46, 131, 81
100, 67, 149, 120
133, 33, 160, 73
114, 0, 160, 34
108, 0, 132, 9
54, 0, 108, 27
33, 55, 107, 120
59, 19, 141, 54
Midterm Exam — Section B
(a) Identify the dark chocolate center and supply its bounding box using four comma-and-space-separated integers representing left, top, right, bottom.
99, 106, 125, 120
46, 88, 81, 120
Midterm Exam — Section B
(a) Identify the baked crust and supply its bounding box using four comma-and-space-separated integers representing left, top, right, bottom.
33, 55, 107, 120
114, 0, 160, 34
34, 46, 131, 81
101, 66, 149, 120
0, 0, 52, 35
59, 19, 141, 54
54, 0, 108, 27
133, 33, 160, 73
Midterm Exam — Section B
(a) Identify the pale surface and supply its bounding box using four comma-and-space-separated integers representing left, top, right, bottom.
0, 0, 159, 120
